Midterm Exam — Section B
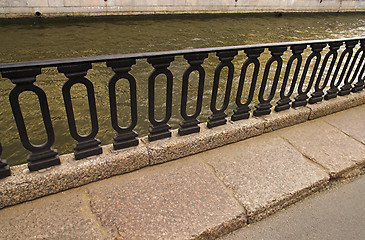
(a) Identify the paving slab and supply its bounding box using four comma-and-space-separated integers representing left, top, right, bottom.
87, 157, 245, 240
220, 173, 365, 240
199, 133, 329, 222
0, 188, 105, 240
276, 119, 365, 177
323, 104, 365, 144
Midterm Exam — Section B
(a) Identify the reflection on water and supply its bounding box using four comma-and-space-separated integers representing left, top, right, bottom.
0, 13, 364, 165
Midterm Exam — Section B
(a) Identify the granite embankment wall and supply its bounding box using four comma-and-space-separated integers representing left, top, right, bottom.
1, 0, 365, 17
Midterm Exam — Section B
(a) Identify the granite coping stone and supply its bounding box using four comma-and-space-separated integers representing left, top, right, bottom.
307, 90, 365, 120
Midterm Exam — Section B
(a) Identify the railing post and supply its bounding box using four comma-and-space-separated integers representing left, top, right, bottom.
207, 50, 238, 128
58, 63, 102, 160
2, 68, 60, 171
147, 56, 174, 141
254, 46, 286, 116
107, 59, 139, 149
179, 53, 208, 136
292, 43, 326, 107
352, 39, 365, 93
0, 143, 11, 178
339, 40, 358, 96
309, 42, 342, 104
231, 48, 264, 121
275, 44, 306, 112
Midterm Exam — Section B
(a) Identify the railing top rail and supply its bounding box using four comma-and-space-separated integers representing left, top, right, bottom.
0, 37, 364, 71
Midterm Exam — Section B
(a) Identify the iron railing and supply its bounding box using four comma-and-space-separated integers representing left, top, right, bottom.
0, 37, 364, 178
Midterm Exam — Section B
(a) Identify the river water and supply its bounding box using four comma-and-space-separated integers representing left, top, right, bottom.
1, 13, 365, 165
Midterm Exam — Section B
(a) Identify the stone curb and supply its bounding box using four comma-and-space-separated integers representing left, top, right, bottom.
1, 90, 365, 209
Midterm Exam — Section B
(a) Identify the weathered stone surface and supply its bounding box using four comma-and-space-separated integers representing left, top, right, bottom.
307, 91, 365, 120
277, 119, 365, 177
146, 118, 264, 165
0, 188, 104, 239
0, 143, 149, 209
87, 157, 245, 239
261, 107, 310, 133
200, 133, 329, 222
323, 105, 365, 145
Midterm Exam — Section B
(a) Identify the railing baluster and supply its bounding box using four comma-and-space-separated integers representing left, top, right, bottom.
338, 40, 358, 96
107, 59, 139, 149
2, 68, 60, 171
275, 45, 306, 112
292, 43, 326, 107
0, 143, 11, 178
254, 46, 286, 116
352, 39, 365, 93
325, 42, 346, 100
58, 63, 102, 160
231, 48, 264, 121
147, 56, 174, 141
207, 50, 238, 128
179, 53, 208, 136
309, 42, 341, 104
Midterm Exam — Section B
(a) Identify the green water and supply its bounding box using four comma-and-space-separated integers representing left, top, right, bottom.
1, 13, 364, 165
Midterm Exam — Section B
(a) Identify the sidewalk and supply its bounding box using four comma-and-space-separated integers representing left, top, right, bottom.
1, 105, 365, 239
221, 173, 365, 240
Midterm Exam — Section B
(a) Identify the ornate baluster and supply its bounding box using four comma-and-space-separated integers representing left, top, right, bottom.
309, 42, 341, 104
352, 39, 365, 93
231, 48, 264, 121
2, 68, 60, 171
254, 46, 286, 116
275, 45, 306, 112
58, 63, 102, 160
107, 59, 139, 149
0, 143, 11, 178
325, 42, 346, 100
338, 40, 358, 96
292, 43, 326, 107
207, 50, 238, 128
179, 53, 208, 135
147, 56, 174, 141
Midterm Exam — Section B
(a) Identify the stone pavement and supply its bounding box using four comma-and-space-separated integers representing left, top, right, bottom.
221, 173, 365, 240
1, 105, 365, 239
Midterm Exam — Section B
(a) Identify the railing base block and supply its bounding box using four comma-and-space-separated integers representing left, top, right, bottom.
231, 107, 250, 121
178, 119, 200, 136
148, 132, 171, 141
253, 109, 271, 117
27, 149, 60, 171
178, 126, 200, 136
148, 124, 171, 141
309, 96, 323, 104
352, 85, 364, 93
113, 131, 139, 150
254, 103, 272, 116
231, 113, 249, 121
338, 89, 352, 96
292, 100, 307, 108
275, 104, 290, 112
207, 112, 227, 129
207, 118, 227, 129
0, 165, 11, 179
74, 139, 102, 160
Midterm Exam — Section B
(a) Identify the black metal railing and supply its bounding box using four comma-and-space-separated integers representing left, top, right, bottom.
0, 37, 364, 178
